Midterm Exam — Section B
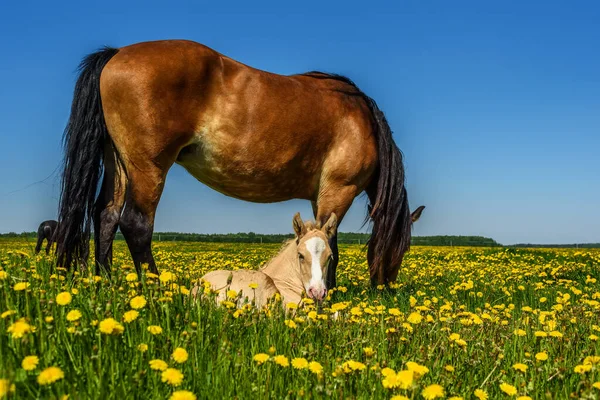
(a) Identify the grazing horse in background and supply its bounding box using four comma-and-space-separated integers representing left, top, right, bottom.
35, 220, 58, 255
192, 213, 337, 308
191, 206, 425, 308
56, 40, 414, 287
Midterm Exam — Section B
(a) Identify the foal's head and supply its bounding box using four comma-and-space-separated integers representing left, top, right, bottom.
292, 212, 337, 302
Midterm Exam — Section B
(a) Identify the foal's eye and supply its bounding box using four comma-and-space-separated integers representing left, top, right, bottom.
298, 253, 304, 261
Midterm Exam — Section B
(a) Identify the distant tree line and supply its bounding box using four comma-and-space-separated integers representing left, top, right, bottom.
2, 230, 597, 248
509, 243, 600, 249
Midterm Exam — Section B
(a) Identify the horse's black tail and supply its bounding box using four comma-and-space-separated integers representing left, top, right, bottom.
55, 47, 119, 269
35, 223, 46, 254
364, 99, 411, 286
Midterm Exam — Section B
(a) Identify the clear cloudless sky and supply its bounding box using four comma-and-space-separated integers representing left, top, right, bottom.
0, 0, 598, 245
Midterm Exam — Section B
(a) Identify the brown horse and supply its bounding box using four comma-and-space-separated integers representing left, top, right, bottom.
56, 40, 414, 286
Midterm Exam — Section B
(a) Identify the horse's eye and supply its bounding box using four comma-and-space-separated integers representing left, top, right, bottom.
298, 253, 304, 261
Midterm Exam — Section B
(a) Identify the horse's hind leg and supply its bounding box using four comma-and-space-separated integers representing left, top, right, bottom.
119, 160, 170, 276
45, 237, 52, 255
93, 148, 126, 276
35, 228, 44, 255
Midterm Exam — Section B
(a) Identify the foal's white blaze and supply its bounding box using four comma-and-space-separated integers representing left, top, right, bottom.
305, 237, 327, 299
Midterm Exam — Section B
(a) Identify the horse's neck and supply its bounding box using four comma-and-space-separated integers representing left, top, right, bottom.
261, 240, 304, 303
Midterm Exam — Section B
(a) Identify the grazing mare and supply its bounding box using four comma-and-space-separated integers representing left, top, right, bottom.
192, 213, 337, 308
56, 40, 414, 286
35, 220, 58, 255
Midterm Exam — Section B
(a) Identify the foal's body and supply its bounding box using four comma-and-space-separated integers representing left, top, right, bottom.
194, 214, 337, 307
57, 40, 413, 286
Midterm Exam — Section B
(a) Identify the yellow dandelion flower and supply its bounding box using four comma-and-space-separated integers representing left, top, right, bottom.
169, 390, 197, 400
161, 368, 184, 386
268, 346, 276, 355
138, 343, 148, 352
147, 325, 163, 335
130, 295, 147, 309
1, 310, 16, 319
395, 370, 414, 389
226, 289, 238, 299
45, 316, 54, 323
407, 312, 423, 324
422, 384, 445, 400
445, 365, 455, 372
56, 292, 72, 306
593, 382, 600, 389
7, 319, 34, 339
248, 282, 258, 289
13, 282, 29, 291
292, 358, 309, 369
22, 355, 39, 371
37, 366, 64, 385
535, 352, 548, 361
516, 396, 532, 400
273, 355, 289, 367
66, 309, 82, 322
123, 310, 139, 323
0, 271, 8, 280
172, 347, 189, 364
149, 359, 168, 371
474, 389, 488, 400
512, 363, 528, 372
308, 361, 323, 374
253, 353, 269, 364
284, 320, 297, 329
405, 361, 429, 377
513, 329, 526, 337
390, 396, 409, 400
499, 382, 517, 396
125, 273, 138, 282
0, 379, 16, 397
99, 318, 124, 335
363, 347, 374, 357
574, 364, 592, 374
159, 271, 176, 284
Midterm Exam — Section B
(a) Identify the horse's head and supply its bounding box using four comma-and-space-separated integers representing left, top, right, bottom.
292, 212, 337, 302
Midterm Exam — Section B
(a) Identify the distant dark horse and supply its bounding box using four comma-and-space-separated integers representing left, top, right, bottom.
56, 40, 415, 287
35, 220, 58, 255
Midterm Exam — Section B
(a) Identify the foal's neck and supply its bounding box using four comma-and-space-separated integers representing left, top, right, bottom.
261, 240, 304, 303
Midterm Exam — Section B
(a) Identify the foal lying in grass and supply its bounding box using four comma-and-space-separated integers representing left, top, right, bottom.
192, 213, 337, 308
191, 206, 425, 309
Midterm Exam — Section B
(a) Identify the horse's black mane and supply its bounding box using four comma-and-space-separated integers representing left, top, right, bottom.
302, 71, 366, 98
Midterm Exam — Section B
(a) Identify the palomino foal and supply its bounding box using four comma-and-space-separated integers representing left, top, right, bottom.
192, 213, 337, 308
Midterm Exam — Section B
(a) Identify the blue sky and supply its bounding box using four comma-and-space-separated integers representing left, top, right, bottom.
0, 0, 598, 244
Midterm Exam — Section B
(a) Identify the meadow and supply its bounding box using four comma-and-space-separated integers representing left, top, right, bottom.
0, 239, 599, 399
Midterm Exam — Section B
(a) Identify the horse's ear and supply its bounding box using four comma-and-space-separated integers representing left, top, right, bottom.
411, 205, 425, 223
292, 213, 307, 239
322, 213, 338, 239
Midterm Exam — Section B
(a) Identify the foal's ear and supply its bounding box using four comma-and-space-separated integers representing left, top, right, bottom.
411, 205, 425, 223
292, 213, 307, 238
321, 213, 338, 239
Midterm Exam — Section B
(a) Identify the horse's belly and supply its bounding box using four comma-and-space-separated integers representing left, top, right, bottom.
176, 139, 316, 203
